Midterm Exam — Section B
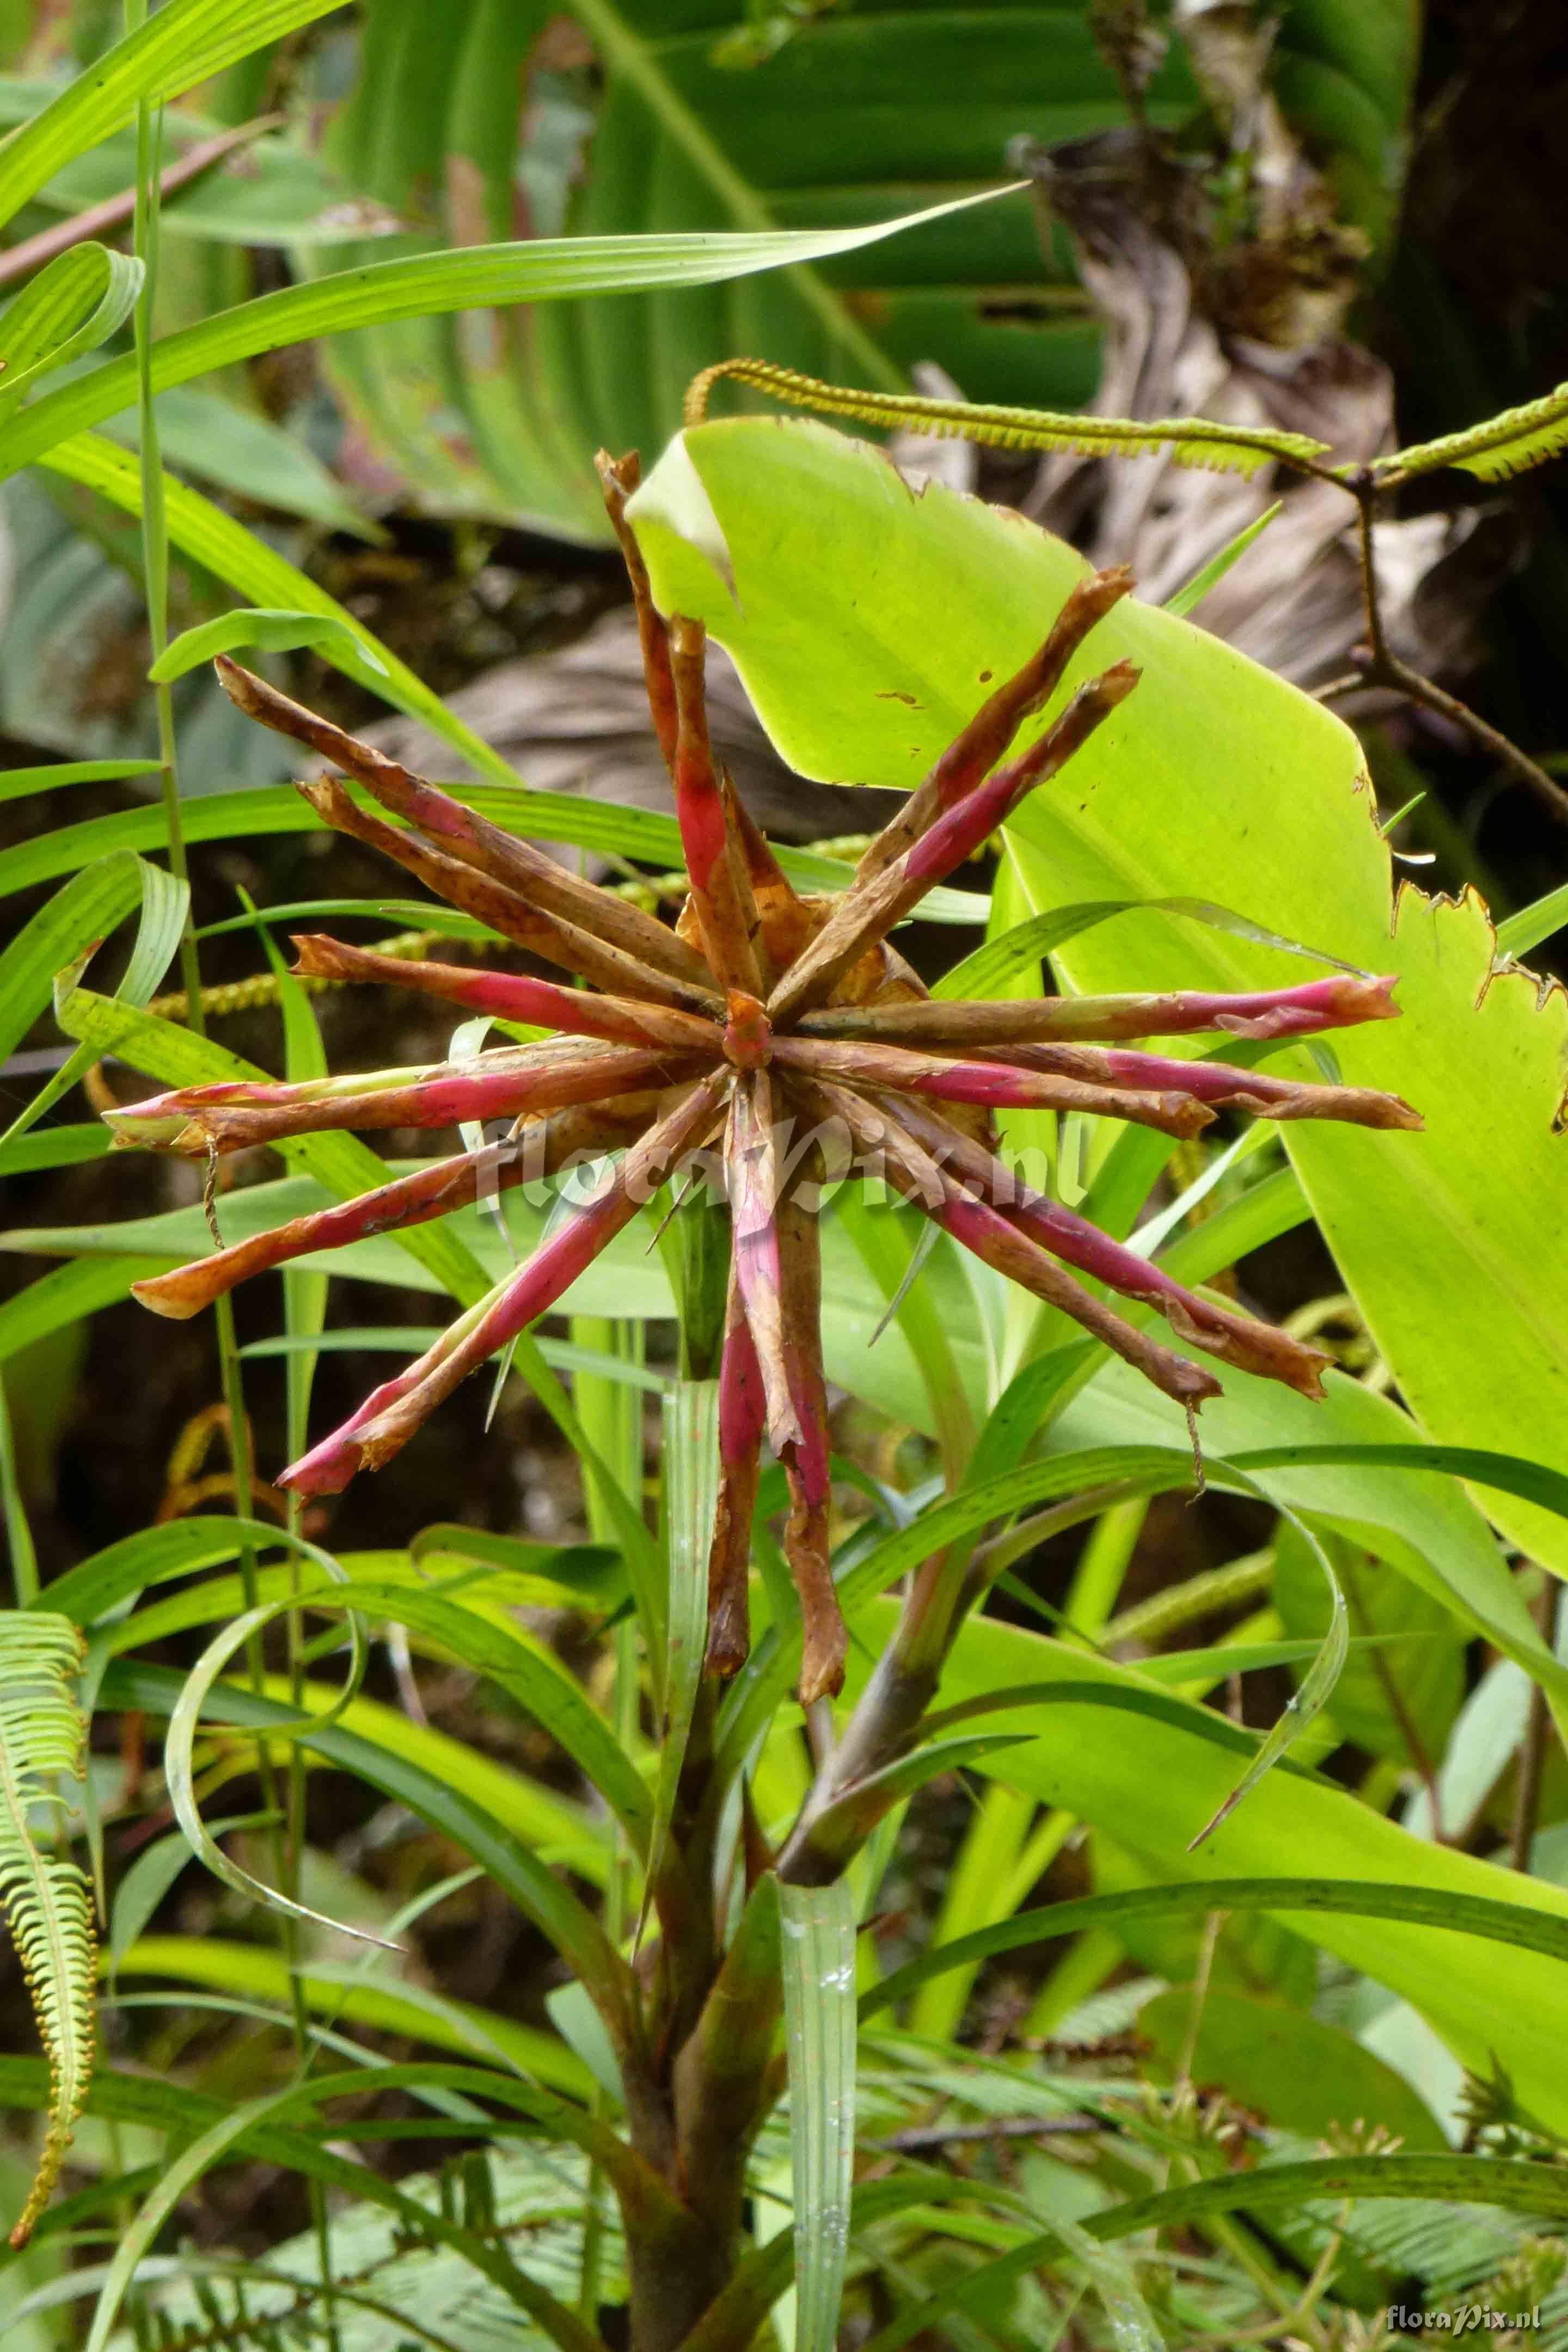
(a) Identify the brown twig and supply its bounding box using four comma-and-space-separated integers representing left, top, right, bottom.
1319, 471, 1568, 830
0, 114, 284, 290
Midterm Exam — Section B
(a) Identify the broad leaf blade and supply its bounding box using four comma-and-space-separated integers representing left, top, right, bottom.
627, 418, 1568, 1591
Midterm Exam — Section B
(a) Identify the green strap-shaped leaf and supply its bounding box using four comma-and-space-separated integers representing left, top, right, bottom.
780, 1877, 858, 2352
1, 189, 1012, 479
862, 1872, 1568, 2020
2, 854, 187, 1155
0, 0, 348, 231
0, 1613, 95, 2246
148, 607, 389, 685
44, 430, 518, 788
854, 2153, 1568, 2352
0, 853, 144, 1067
330, 1583, 653, 1860
645, 1379, 719, 1909
933, 894, 1369, 1002
101, 1658, 636, 2046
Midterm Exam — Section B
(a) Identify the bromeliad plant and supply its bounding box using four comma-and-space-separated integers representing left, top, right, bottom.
107, 454, 1419, 1708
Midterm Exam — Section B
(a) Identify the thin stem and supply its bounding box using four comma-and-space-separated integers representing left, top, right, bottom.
1319, 475, 1568, 829
1510, 1575, 1561, 1872
125, 23, 335, 2338
1340, 1554, 1444, 1837
0, 114, 281, 291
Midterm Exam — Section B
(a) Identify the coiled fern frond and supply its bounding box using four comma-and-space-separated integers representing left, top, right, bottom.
0, 1611, 96, 2246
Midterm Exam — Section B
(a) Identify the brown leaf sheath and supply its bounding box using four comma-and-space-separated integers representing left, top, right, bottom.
797, 1076, 1221, 1414
965, 1040, 1422, 1129
855, 565, 1134, 880
130, 1102, 658, 1320
290, 935, 719, 1055
668, 618, 765, 996
596, 449, 679, 769
887, 1093, 1332, 1400
706, 1258, 765, 1679
720, 774, 799, 985
156, 1044, 708, 1155
774, 1142, 846, 1705
769, 1035, 1215, 1139
299, 776, 715, 1009
217, 656, 710, 993
797, 973, 1403, 1048
280, 1075, 726, 1493
767, 666, 1136, 1024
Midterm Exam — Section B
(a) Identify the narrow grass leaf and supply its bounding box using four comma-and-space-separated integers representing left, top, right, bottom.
100, 1659, 634, 2038
646, 1380, 720, 1904
331, 1584, 652, 1860
0, 1373, 38, 1606
163, 1591, 381, 1946
780, 1877, 857, 2352
0, 0, 348, 231
1, 855, 186, 1149
1189, 1502, 1347, 1848
933, 898, 1368, 1003
1496, 883, 1568, 959
1162, 501, 1283, 617
0, 759, 161, 808
4, 191, 1018, 475
862, 1873, 1568, 2020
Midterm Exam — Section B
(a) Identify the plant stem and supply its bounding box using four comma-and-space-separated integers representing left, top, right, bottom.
0, 114, 281, 290
1511, 1575, 1562, 1872
1319, 473, 1568, 828
125, 24, 335, 2339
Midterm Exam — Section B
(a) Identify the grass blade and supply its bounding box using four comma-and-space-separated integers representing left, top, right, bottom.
4, 192, 1014, 479
861, 1873, 1568, 2020
780, 1876, 857, 2352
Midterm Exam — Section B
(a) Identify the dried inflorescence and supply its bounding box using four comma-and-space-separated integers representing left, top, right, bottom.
108, 451, 1420, 1701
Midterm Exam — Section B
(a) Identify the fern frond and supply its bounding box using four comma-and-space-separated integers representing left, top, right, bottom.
1373, 382, 1568, 485
0, 1611, 96, 2247
683, 359, 1334, 480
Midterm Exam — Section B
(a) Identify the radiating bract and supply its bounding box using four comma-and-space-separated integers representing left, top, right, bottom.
111, 452, 1420, 1701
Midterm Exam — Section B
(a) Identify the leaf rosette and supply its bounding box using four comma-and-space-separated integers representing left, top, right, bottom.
107, 454, 1420, 1701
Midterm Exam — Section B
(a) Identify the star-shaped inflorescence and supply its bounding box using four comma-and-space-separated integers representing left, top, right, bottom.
108, 451, 1419, 1701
